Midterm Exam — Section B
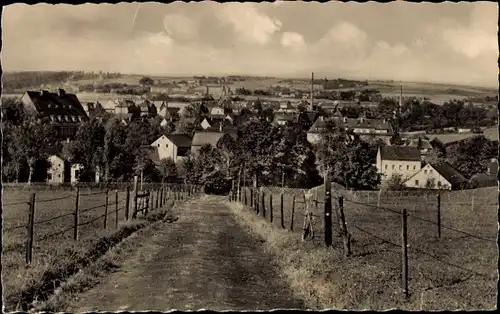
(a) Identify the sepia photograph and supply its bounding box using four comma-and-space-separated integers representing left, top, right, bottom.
1, 1, 498, 312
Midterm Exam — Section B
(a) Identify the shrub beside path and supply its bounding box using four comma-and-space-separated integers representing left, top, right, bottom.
66, 195, 305, 312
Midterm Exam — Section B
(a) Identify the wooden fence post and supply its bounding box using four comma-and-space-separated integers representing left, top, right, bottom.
145, 191, 150, 216
261, 190, 266, 218
250, 188, 254, 208
401, 208, 409, 298
115, 190, 119, 228
132, 176, 138, 219
125, 186, 130, 221
437, 193, 441, 239
338, 196, 351, 257
290, 194, 295, 231
324, 174, 333, 247
26, 192, 36, 265
269, 193, 273, 223
280, 193, 284, 229
104, 189, 109, 229
74, 188, 80, 240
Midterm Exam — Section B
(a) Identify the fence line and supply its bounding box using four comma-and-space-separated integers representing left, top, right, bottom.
3, 183, 204, 265
231, 185, 497, 299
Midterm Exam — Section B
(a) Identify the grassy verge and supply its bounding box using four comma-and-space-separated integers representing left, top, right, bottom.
31, 204, 184, 312
2, 199, 176, 312
226, 201, 497, 310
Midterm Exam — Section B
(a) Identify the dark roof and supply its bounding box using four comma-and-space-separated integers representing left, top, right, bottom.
166, 134, 192, 148
408, 138, 433, 150
379, 146, 421, 161
192, 131, 228, 148
24, 90, 88, 121
430, 162, 467, 186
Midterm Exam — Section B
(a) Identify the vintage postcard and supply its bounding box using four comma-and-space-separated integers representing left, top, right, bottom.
1, 1, 497, 312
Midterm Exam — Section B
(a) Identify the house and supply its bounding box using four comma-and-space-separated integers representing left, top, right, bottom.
210, 106, 225, 116
20, 89, 89, 140
457, 127, 472, 133
404, 162, 467, 190
376, 146, 422, 181
276, 101, 296, 114
138, 102, 150, 117
158, 102, 180, 121
274, 113, 296, 126
406, 138, 433, 159
149, 134, 192, 164
191, 131, 233, 155
306, 112, 394, 145
46, 155, 81, 184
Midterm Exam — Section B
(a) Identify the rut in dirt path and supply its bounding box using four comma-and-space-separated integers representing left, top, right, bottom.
67, 196, 305, 312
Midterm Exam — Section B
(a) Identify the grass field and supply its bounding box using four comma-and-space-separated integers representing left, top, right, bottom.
1, 187, 171, 311
427, 127, 498, 144
235, 186, 498, 310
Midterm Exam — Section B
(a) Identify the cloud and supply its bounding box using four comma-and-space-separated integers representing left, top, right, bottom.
281, 32, 306, 50
216, 3, 282, 45
441, 4, 497, 59
163, 13, 198, 40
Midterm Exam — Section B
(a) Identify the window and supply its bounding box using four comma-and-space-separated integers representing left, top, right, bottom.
430, 170, 433, 174
158, 144, 160, 147
437, 181, 441, 187
58, 174, 61, 178
413, 165, 416, 170
424, 170, 427, 174
399, 165, 402, 170
59, 164, 61, 167
165, 144, 168, 148
75, 170, 80, 178
415, 180, 419, 185
407, 165, 409, 170
385, 165, 388, 170
47, 173, 52, 180
392, 165, 395, 170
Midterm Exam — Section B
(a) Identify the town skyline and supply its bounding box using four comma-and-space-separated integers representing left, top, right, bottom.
2, 2, 498, 88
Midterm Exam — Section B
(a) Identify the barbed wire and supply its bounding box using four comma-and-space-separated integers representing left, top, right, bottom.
3, 224, 26, 232
348, 223, 494, 280
2, 200, 29, 206
36, 195, 74, 203
37, 226, 74, 242
34, 211, 75, 226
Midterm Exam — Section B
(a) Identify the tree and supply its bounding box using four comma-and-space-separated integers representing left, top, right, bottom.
448, 136, 498, 178
139, 76, 154, 87
425, 177, 436, 189
315, 120, 380, 190
9, 116, 58, 184
384, 173, 407, 191
67, 118, 106, 181
157, 158, 177, 183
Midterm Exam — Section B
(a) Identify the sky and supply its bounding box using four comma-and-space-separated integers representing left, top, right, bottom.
2, 1, 498, 87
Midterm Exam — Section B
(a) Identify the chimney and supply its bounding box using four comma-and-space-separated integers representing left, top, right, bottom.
310, 72, 314, 111
58, 88, 66, 96
399, 85, 403, 116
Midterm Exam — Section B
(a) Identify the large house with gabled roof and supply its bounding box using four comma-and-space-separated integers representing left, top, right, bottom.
376, 145, 422, 182
20, 89, 89, 141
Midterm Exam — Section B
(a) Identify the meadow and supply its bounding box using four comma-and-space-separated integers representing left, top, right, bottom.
1, 184, 184, 311
234, 185, 498, 310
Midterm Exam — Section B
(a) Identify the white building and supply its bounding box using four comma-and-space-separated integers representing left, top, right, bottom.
376, 146, 422, 182
404, 162, 467, 190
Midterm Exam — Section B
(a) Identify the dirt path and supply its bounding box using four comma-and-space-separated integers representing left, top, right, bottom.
66, 196, 305, 312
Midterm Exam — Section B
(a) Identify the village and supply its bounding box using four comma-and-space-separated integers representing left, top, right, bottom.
2, 72, 498, 192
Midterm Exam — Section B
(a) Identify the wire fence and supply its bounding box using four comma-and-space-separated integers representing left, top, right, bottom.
230, 184, 498, 298
3, 183, 204, 265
